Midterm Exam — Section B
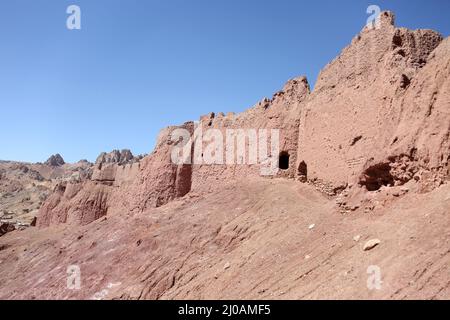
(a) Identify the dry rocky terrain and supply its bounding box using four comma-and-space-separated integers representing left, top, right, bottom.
0, 11, 448, 300
0, 156, 92, 228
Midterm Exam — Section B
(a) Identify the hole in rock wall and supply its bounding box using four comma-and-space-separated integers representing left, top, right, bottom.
298, 161, 308, 182
279, 152, 290, 170
359, 163, 395, 191
392, 33, 403, 48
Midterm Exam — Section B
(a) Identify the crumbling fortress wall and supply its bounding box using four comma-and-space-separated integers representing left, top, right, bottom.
189, 76, 310, 194
296, 12, 447, 194
37, 11, 449, 227
111, 122, 196, 213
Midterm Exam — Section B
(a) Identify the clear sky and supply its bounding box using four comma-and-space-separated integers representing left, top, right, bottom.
1, 0, 449, 163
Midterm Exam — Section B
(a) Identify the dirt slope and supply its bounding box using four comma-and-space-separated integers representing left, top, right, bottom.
0, 179, 448, 299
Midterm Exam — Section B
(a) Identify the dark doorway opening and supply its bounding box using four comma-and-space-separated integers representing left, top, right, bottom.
279, 152, 290, 170
298, 161, 307, 182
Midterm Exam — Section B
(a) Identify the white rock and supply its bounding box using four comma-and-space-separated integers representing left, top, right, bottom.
353, 235, 361, 242
363, 239, 381, 251
308, 224, 315, 230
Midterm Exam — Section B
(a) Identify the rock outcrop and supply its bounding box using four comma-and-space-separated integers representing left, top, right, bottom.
45, 154, 65, 167
0, 159, 93, 227
37, 150, 141, 227
95, 149, 137, 166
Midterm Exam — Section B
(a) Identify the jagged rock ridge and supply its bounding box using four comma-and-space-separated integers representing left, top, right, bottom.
45, 154, 65, 167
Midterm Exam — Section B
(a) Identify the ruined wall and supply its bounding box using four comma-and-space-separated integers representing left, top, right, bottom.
296, 11, 445, 193
38, 11, 449, 227
190, 76, 310, 194
109, 122, 196, 214
108, 77, 310, 213
382, 36, 450, 192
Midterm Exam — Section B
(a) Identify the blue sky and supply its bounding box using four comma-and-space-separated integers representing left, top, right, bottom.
1, 0, 449, 163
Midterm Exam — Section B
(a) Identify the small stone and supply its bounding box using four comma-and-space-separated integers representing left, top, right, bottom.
305, 255, 311, 260
223, 262, 231, 270
353, 235, 361, 242
308, 224, 315, 230
363, 239, 380, 251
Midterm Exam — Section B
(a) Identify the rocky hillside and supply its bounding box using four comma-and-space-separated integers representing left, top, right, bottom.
0, 150, 139, 230
0, 11, 448, 299
0, 155, 92, 228
1, 178, 448, 299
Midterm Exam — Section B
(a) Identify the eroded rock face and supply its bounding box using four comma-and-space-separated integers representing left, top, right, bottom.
110, 122, 196, 213
0, 159, 93, 227
37, 11, 449, 228
296, 11, 446, 193
38, 150, 141, 227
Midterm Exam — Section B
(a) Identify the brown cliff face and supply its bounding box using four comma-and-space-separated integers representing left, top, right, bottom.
297, 12, 446, 194
37, 182, 109, 227
110, 121, 198, 214
37, 150, 140, 227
